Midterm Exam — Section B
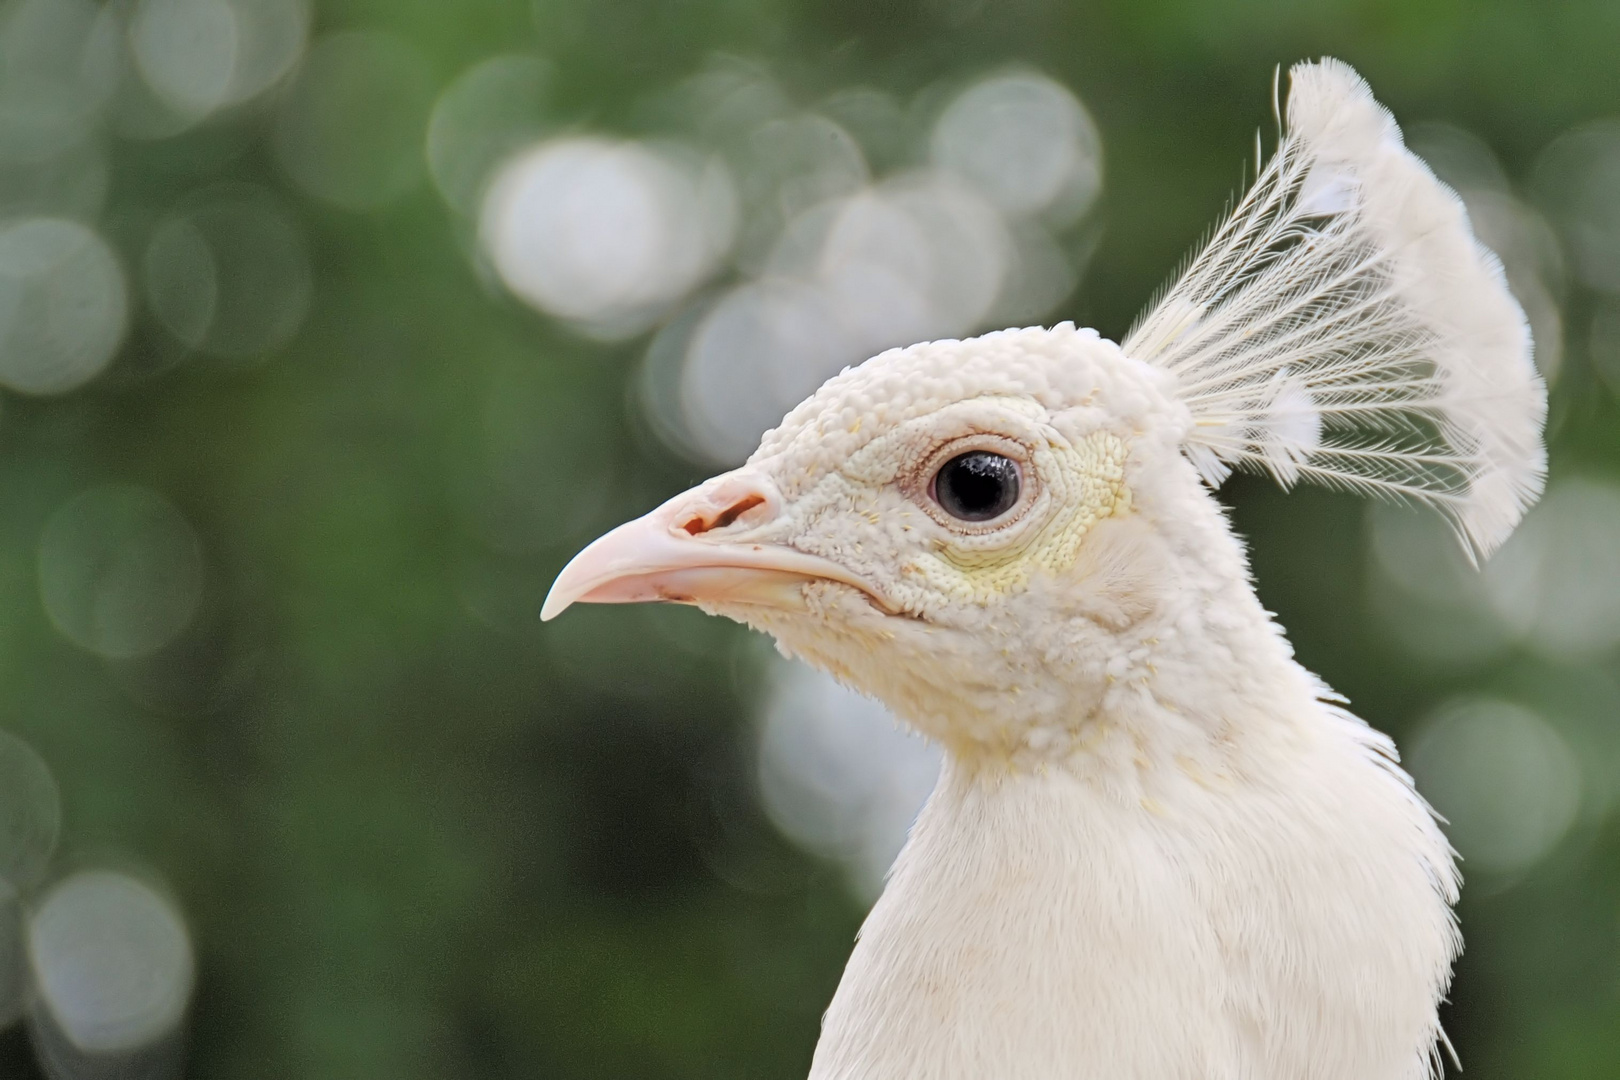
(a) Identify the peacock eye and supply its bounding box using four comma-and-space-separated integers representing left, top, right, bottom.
932, 451, 1021, 522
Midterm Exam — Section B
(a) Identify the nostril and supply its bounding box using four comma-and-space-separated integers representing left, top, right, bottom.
681, 493, 767, 536
711, 493, 765, 530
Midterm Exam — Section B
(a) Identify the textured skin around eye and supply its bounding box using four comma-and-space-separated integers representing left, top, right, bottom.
907, 431, 1130, 606
936, 452, 1021, 521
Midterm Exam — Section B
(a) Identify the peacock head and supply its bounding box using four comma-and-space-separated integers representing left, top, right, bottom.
542, 59, 1547, 758
545, 326, 1209, 751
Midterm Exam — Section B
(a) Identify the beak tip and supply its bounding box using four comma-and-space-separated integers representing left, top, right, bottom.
539, 589, 571, 622
543, 540, 606, 622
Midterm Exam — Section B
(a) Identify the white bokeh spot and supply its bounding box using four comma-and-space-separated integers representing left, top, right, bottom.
757, 660, 940, 901
480, 136, 737, 339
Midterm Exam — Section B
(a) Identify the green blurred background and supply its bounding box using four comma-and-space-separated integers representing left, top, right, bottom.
0, 0, 1616, 1076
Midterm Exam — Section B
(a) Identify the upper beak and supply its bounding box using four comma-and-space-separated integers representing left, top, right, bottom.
541, 471, 877, 621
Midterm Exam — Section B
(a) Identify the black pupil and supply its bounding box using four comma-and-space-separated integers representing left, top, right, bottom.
935, 452, 1020, 522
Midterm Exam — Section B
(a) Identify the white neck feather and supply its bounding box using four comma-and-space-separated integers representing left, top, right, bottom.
809, 601, 1458, 1080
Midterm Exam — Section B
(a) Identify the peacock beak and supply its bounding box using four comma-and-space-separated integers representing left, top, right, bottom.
541, 471, 878, 621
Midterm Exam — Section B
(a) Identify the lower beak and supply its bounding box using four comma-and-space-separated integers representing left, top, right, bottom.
541, 474, 876, 621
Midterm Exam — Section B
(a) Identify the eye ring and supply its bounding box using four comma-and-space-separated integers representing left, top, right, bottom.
906, 434, 1037, 532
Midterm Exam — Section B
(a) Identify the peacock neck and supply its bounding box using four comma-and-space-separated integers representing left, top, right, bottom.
808, 747, 1256, 1079
807, 668, 1458, 1080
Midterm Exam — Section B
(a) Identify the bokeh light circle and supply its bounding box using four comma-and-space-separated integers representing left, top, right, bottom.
678, 278, 851, 464
426, 55, 551, 215
0, 0, 121, 163
1365, 502, 1516, 666
820, 87, 912, 174
990, 222, 1081, 327
673, 171, 1012, 465
729, 112, 869, 271
1409, 698, 1581, 876
38, 485, 205, 660
1532, 119, 1620, 295
0, 729, 61, 895
746, 113, 869, 219
129, 0, 241, 119
1460, 188, 1565, 383
28, 870, 194, 1053
129, 0, 308, 122
757, 660, 940, 899
143, 186, 312, 362
930, 71, 1102, 222
480, 136, 737, 337
1483, 478, 1620, 661
0, 217, 127, 395
1409, 121, 1513, 194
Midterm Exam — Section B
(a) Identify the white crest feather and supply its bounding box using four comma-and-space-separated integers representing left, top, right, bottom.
1125, 58, 1547, 561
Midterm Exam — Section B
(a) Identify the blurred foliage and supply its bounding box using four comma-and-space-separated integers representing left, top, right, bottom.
0, 0, 1616, 1077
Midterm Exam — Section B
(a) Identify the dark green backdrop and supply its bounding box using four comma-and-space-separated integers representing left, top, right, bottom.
0, 0, 1615, 1077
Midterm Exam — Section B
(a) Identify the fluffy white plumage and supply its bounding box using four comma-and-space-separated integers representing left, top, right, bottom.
543, 58, 1546, 1080
1128, 59, 1544, 560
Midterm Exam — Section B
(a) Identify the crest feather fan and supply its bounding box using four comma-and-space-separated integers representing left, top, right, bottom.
1126, 58, 1546, 562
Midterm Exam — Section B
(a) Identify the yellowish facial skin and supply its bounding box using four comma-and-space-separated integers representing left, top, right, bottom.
915, 428, 1130, 603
